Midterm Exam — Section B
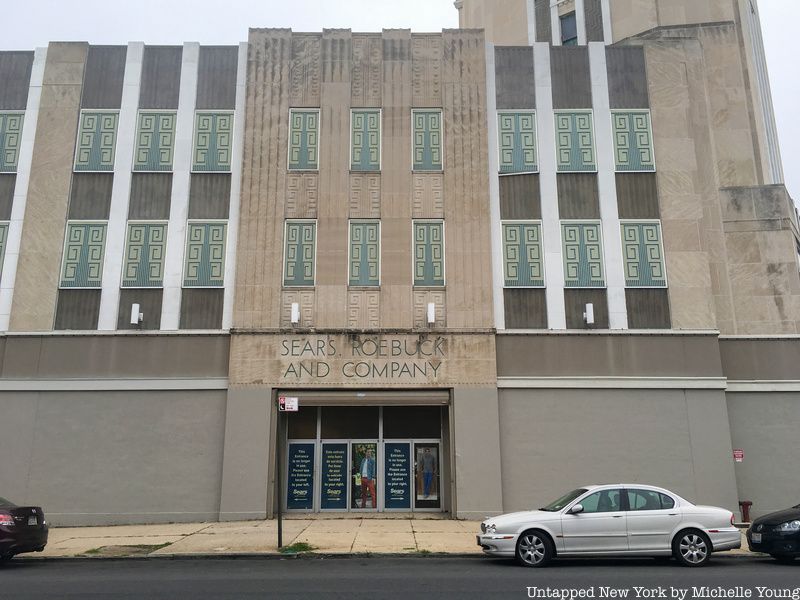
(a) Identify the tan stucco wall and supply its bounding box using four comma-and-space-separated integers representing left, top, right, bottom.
611, 0, 736, 42
457, 0, 530, 46
10, 43, 87, 331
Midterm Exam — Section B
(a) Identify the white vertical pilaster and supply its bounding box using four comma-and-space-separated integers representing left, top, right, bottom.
526, 0, 537, 45
0, 47, 47, 331
589, 42, 627, 330
161, 43, 199, 330
98, 42, 143, 330
550, 3, 561, 45
534, 43, 567, 329
485, 42, 505, 331
601, 0, 613, 44
575, 0, 588, 45
222, 42, 248, 330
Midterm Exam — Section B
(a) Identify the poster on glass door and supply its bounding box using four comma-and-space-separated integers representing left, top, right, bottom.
321, 443, 348, 510
414, 443, 440, 509
286, 443, 315, 510
384, 443, 411, 510
351, 442, 378, 509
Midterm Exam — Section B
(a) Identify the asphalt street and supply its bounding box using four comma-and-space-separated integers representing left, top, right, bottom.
1, 556, 798, 600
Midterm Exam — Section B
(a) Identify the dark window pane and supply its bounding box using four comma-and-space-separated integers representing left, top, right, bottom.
383, 406, 442, 439
660, 493, 675, 510
560, 12, 578, 45
288, 406, 317, 439
627, 489, 664, 511
321, 406, 379, 439
580, 489, 622, 513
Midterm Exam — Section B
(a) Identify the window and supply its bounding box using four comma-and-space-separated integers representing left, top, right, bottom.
560, 12, 578, 45
413, 221, 445, 287
122, 222, 168, 288
502, 222, 544, 287
284, 221, 316, 287
412, 110, 443, 171
349, 221, 380, 286
60, 222, 108, 288
621, 222, 667, 288
498, 111, 538, 174
0, 112, 24, 173
351, 110, 381, 171
579, 489, 622, 513
0, 222, 8, 280
134, 112, 177, 172
192, 112, 233, 172
612, 111, 655, 172
627, 489, 675, 511
183, 221, 227, 287
74, 111, 119, 172
288, 109, 320, 171
561, 222, 605, 288
555, 111, 596, 172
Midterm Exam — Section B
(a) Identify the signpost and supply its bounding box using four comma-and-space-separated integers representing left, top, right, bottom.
276, 395, 299, 549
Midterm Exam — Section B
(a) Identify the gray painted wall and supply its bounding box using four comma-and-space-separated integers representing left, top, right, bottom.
0, 390, 227, 525
497, 388, 740, 514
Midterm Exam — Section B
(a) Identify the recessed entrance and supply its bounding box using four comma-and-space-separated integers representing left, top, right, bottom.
284, 404, 447, 513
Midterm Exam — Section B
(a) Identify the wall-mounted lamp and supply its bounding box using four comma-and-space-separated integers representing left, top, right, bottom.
130, 303, 143, 326
427, 302, 436, 325
583, 303, 595, 326
290, 302, 300, 325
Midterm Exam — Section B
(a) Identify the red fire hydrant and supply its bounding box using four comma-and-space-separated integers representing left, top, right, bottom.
739, 501, 752, 523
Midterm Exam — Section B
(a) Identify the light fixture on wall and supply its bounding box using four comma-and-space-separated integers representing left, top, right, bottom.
130, 303, 143, 326
583, 303, 595, 326
290, 302, 300, 325
427, 302, 436, 325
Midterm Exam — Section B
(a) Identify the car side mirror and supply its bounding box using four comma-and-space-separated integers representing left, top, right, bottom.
568, 504, 584, 515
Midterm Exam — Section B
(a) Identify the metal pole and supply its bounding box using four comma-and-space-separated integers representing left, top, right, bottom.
276, 403, 283, 549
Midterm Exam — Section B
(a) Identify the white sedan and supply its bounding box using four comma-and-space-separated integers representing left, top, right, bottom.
477, 484, 741, 567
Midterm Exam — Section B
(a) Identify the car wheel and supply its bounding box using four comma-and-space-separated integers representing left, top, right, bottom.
0, 554, 12, 563
672, 530, 712, 567
770, 554, 796, 564
516, 530, 554, 568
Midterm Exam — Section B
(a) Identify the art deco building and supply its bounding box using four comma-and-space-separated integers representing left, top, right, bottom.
0, 0, 797, 524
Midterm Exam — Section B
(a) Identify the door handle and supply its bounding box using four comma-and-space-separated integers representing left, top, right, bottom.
669, 513, 678, 516
612, 515, 623, 518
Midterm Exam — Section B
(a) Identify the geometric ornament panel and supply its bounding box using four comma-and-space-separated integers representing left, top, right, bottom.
284, 221, 316, 286
60, 222, 107, 288
122, 223, 168, 287
413, 221, 445, 286
288, 110, 320, 171
621, 222, 666, 287
134, 112, 176, 172
0, 112, 24, 173
613, 111, 655, 172
349, 221, 380, 286
555, 111, 596, 172
562, 222, 605, 288
351, 110, 380, 172
183, 222, 227, 287
502, 222, 544, 287
498, 112, 537, 174
74, 112, 119, 172
413, 110, 443, 171
193, 112, 233, 172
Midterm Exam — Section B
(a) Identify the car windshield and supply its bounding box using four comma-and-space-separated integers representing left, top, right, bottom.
0, 497, 15, 506
540, 488, 588, 511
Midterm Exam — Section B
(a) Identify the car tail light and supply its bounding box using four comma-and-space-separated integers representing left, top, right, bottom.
731, 513, 735, 526
0, 513, 14, 526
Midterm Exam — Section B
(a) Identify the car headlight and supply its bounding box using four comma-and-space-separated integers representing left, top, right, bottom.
776, 520, 800, 532
485, 524, 496, 535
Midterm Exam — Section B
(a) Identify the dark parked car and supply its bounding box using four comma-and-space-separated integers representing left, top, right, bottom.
747, 504, 800, 563
0, 497, 49, 562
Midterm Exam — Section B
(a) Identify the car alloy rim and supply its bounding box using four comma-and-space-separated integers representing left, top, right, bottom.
679, 534, 708, 563
519, 534, 545, 564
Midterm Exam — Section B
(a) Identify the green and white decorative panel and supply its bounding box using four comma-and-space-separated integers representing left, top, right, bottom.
60, 222, 107, 288
193, 112, 233, 172
349, 221, 380, 286
351, 110, 380, 171
502, 222, 544, 287
414, 221, 445, 287
288, 110, 319, 171
555, 111, 596, 172
621, 222, 666, 287
561, 222, 605, 288
498, 112, 537, 174
0, 222, 8, 279
183, 222, 227, 287
0, 112, 24, 173
413, 110, 443, 171
122, 223, 167, 287
74, 112, 118, 172
134, 112, 176, 172
284, 221, 316, 286
612, 111, 655, 172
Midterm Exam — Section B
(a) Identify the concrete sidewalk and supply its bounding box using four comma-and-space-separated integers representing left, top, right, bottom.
29, 518, 757, 559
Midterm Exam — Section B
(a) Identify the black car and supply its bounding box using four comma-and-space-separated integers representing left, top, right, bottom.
747, 504, 800, 563
0, 497, 49, 562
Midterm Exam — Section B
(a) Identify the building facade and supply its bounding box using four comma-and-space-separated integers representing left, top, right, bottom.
0, 0, 798, 525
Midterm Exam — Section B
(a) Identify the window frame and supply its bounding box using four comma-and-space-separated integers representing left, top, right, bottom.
412, 219, 446, 288
0, 110, 25, 174
73, 109, 120, 173
411, 109, 444, 173
560, 219, 607, 289
553, 109, 597, 173
349, 108, 382, 173
120, 220, 169, 289
560, 11, 579, 46
619, 219, 668, 289
347, 219, 381, 288
191, 110, 235, 174
282, 218, 318, 288
59, 220, 109, 289
610, 109, 657, 173
181, 219, 229, 289
497, 110, 539, 176
287, 108, 321, 173
500, 219, 546, 289
132, 110, 178, 173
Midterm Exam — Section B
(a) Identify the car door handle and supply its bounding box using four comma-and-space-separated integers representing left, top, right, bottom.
669, 513, 678, 516
612, 515, 623, 518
